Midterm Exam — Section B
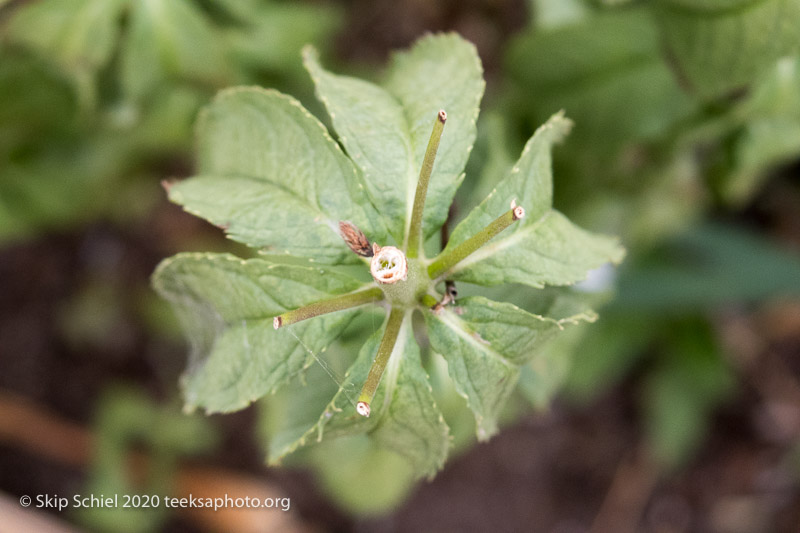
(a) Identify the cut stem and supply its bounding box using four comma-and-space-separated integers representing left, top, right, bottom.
406, 110, 447, 259
427, 203, 525, 280
273, 287, 383, 329
356, 308, 405, 417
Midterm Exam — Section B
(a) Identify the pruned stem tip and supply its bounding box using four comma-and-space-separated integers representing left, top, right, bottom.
406, 110, 447, 259
370, 245, 408, 284
427, 202, 525, 280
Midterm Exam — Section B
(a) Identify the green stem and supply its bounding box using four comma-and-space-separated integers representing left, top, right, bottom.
406, 110, 447, 259
356, 308, 405, 417
273, 287, 383, 329
427, 205, 525, 280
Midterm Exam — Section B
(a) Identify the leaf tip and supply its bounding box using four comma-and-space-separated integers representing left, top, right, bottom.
301, 43, 317, 58
160, 179, 176, 194
273, 316, 283, 329
438, 109, 447, 123
301, 44, 320, 69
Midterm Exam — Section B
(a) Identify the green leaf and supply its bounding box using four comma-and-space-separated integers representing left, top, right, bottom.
262, 360, 344, 464
80, 386, 215, 533
259, 356, 417, 517
5, 0, 126, 75
303, 49, 413, 245
442, 113, 625, 287
0, 132, 132, 244
643, 319, 735, 467
512, 288, 609, 408
304, 33, 484, 244
615, 223, 800, 310
506, 8, 694, 169
119, 0, 229, 99
529, 0, 589, 28
368, 318, 450, 478
225, 2, 342, 75
151, 252, 366, 413
168, 87, 385, 263
306, 434, 417, 516
0, 50, 77, 147
5, 0, 127, 105
652, 0, 800, 99
564, 310, 657, 402
267, 312, 450, 479
386, 34, 485, 243
424, 296, 596, 439
721, 58, 800, 203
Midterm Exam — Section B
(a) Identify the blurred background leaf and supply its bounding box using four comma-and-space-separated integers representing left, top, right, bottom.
0, 0, 343, 245
652, 0, 800, 101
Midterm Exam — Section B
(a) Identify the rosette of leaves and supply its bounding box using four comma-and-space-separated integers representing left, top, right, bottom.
153, 34, 624, 478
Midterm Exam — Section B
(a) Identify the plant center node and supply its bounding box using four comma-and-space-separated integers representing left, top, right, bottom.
375, 254, 429, 308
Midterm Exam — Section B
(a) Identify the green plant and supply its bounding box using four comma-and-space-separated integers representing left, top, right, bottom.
507, 0, 800, 242
0, 0, 341, 243
80, 387, 216, 533
503, 0, 800, 469
153, 34, 624, 481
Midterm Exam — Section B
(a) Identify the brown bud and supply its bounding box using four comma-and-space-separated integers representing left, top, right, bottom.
339, 221, 373, 257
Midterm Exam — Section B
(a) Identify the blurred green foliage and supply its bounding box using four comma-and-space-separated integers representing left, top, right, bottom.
0, 0, 341, 244
566, 223, 800, 467
503, 0, 800, 470
79, 387, 216, 533
509, 0, 800, 238
653, 0, 800, 101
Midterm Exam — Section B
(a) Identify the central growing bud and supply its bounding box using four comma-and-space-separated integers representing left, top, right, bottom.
273, 109, 527, 418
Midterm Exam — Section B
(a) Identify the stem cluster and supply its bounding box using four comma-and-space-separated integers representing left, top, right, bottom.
273, 111, 525, 416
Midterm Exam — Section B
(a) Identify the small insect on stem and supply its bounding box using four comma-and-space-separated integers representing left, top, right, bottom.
431, 280, 458, 313
445, 280, 458, 300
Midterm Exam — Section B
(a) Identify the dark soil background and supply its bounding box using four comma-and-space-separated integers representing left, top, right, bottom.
2, 1, 800, 532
